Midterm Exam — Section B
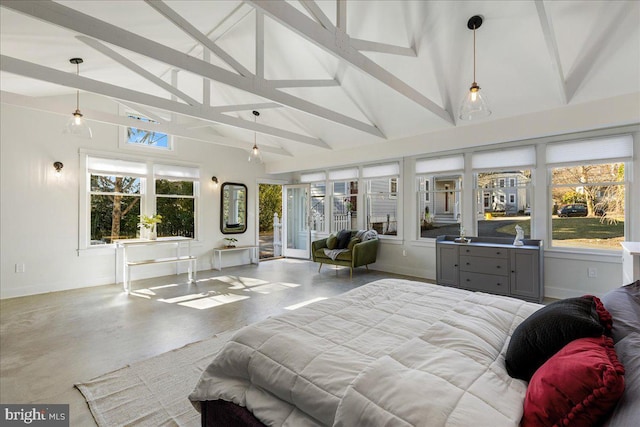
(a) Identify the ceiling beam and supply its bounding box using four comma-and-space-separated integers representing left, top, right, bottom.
337, 0, 347, 32
0, 91, 292, 156
300, 0, 334, 30
534, 0, 568, 104
350, 38, 416, 57
76, 35, 201, 107
256, 9, 265, 79
269, 79, 339, 88
2, 0, 384, 138
210, 103, 282, 113
0, 55, 329, 148
144, 0, 252, 77
248, 0, 454, 125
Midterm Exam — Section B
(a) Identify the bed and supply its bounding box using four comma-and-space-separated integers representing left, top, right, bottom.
190, 278, 639, 427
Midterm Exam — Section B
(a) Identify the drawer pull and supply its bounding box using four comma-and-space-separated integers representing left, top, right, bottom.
496, 265, 501, 269
466, 278, 470, 282
466, 262, 471, 265
496, 251, 501, 255
454, 264, 458, 267
497, 283, 501, 286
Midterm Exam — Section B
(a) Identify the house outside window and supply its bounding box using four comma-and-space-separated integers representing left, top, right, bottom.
329, 168, 358, 232
363, 162, 400, 236
415, 155, 464, 239
301, 172, 327, 233
473, 146, 535, 239
547, 135, 632, 251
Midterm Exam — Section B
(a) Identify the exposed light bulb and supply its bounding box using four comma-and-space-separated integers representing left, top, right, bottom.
74, 110, 83, 125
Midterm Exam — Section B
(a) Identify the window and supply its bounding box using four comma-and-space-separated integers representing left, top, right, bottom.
90, 174, 142, 244
84, 156, 199, 247
329, 168, 358, 232
473, 146, 535, 239
154, 164, 199, 238
125, 114, 171, 150
301, 172, 327, 232
363, 163, 399, 236
416, 155, 464, 239
547, 135, 631, 251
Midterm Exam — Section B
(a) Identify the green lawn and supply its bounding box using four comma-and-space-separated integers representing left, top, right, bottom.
496, 217, 624, 240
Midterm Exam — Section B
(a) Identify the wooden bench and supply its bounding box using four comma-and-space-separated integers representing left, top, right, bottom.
126, 255, 196, 293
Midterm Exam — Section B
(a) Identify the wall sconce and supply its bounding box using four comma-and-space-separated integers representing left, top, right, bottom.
211, 176, 219, 189
53, 161, 64, 176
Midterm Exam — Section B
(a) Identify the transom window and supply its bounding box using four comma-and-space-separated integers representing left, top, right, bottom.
126, 114, 171, 150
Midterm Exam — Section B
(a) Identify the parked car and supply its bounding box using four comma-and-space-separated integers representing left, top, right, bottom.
558, 203, 588, 217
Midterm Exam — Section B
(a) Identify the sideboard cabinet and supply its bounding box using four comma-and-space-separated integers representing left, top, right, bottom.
436, 235, 544, 303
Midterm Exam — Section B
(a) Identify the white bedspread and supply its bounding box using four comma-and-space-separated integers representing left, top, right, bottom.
190, 278, 542, 426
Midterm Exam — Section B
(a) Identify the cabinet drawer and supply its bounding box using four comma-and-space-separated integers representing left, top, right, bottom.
459, 245, 508, 259
460, 272, 509, 295
460, 255, 508, 276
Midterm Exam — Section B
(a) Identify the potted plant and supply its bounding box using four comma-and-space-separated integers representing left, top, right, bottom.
223, 237, 238, 248
139, 214, 162, 240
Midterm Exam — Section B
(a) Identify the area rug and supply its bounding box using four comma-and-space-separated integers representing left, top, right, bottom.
75, 329, 237, 426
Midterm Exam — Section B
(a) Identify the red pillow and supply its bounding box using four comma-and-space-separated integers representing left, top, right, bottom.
521, 336, 625, 427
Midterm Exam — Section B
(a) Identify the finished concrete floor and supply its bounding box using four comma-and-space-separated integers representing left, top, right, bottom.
1, 259, 430, 426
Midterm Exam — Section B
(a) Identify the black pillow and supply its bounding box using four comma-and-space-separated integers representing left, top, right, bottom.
601, 280, 640, 343
336, 229, 352, 249
505, 296, 605, 381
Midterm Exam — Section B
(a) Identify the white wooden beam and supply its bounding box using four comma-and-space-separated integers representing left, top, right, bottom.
76, 35, 201, 106
203, 49, 211, 106
534, 0, 568, 104
144, 0, 252, 77
0, 55, 329, 148
2, 0, 383, 137
256, 9, 264, 79
337, 0, 347, 32
248, 0, 454, 125
300, 0, 334, 30
269, 79, 339, 88
117, 101, 166, 124
350, 38, 416, 57
211, 103, 282, 113
0, 91, 292, 156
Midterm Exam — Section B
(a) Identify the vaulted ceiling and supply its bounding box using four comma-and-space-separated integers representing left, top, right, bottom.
1, 0, 639, 172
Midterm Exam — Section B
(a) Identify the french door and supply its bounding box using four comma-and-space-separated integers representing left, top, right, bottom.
282, 184, 310, 259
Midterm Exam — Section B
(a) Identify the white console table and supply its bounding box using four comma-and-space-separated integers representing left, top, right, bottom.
115, 237, 196, 293
212, 245, 259, 270
621, 241, 640, 284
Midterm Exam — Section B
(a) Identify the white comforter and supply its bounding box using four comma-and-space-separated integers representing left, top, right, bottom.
190, 279, 542, 426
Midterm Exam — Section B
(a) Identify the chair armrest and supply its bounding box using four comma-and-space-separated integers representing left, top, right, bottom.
312, 238, 328, 261
352, 238, 379, 267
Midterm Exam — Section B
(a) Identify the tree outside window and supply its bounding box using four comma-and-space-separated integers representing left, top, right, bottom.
155, 179, 195, 238
90, 175, 141, 244
551, 162, 625, 250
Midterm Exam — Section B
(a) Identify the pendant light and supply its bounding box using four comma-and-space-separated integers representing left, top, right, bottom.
63, 57, 93, 138
459, 15, 491, 121
248, 110, 263, 163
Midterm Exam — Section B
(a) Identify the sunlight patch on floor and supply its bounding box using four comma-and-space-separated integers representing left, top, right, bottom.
216, 275, 270, 289
178, 293, 250, 310
244, 282, 300, 294
148, 283, 180, 290
158, 292, 215, 304
285, 297, 327, 310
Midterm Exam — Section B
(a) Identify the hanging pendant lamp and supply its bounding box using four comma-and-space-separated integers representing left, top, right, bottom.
459, 15, 491, 121
63, 57, 93, 138
248, 110, 263, 163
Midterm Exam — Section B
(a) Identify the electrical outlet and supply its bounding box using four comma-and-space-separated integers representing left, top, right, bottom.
402, 249, 407, 257
15, 263, 25, 273
587, 267, 597, 278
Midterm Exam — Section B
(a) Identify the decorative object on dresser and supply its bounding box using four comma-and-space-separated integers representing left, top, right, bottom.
436, 235, 543, 302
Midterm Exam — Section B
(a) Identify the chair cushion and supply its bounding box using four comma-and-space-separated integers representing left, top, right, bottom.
326, 234, 338, 250
336, 229, 352, 249
347, 237, 361, 250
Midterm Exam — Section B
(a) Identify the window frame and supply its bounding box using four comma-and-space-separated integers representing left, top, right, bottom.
79, 152, 200, 252
119, 112, 174, 152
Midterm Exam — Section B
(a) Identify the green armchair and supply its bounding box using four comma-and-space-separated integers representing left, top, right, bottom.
311, 230, 379, 278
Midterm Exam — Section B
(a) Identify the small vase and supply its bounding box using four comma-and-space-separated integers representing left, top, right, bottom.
149, 229, 157, 240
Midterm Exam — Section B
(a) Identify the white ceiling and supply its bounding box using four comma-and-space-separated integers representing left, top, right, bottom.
1, 0, 639, 171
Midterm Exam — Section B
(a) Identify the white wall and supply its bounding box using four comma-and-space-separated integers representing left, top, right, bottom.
304, 128, 640, 300
0, 97, 291, 298
1, 96, 638, 300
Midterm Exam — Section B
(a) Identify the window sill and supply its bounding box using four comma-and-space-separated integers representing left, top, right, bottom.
544, 248, 622, 263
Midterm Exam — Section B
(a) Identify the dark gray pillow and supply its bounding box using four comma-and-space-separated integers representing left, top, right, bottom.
601, 280, 640, 343
336, 229, 352, 249
603, 333, 640, 426
505, 296, 606, 381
